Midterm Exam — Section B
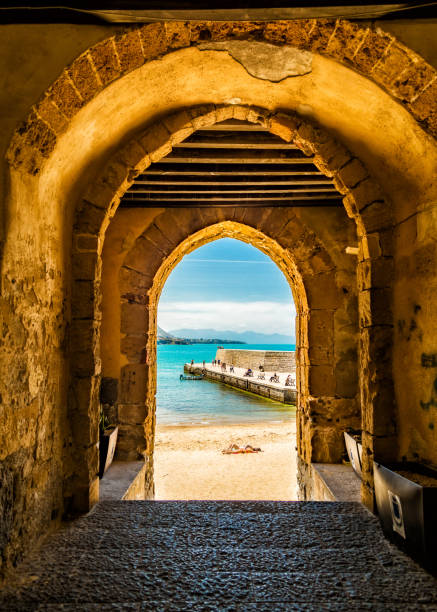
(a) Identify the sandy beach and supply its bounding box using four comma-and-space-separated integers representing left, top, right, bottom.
154, 420, 297, 501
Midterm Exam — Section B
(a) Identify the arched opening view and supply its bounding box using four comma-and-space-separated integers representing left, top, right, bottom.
155, 237, 297, 500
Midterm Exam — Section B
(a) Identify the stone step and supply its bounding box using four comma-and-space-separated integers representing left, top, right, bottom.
1, 501, 437, 609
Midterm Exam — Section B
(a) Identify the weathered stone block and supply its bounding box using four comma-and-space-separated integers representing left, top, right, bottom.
361, 232, 382, 260
49, 72, 84, 119
71, 350, 100, 378
305, 272, 340, 309
119, 266, 151, 295
327, 20, 368, 60
163, 110, 194, 144
36, 98, 68, 134
349, 179, 383, 212
121, 335, 147, 363
154, 211, 189, 247
120, 364, 148, 404
90, 38, 120, 86
359, 288, 393, 327
165, 21, 191, 49
269, 113, 300, 143
139, 123, 172, 162
139, 23, 167, 60
358, 257, 393, 291
335, 357, 358, 398
70, 376, 100, 418
311, 426, 344, 463
72, 279, 100, 320
409, 79, 437, 136
188, 105, 217, 129
118, 404, 148, 425
124, 236, 164, 277
16, 112, 57, 162
335, 159, 369, 191
372, 43, 412, 88
361, 378, 396, 436
143, 224, 174, 255
392, 57, 435, 103
309, 365, 336, 396
72, 251, 101, 281
116, 424, 146, 460
70, 408, 99, 447
308, 310, 333, 363
74, 201, 107, 236
71, 319, 99, 354
232, 106, 249, 121
360, 201, 393, 233
307, 19, 336, 53
120, 302, 147, 335
100, 377, 118, 406
354, 29, 392, 75
75, 234, 99, 253
115, 29, 144, 73
247, 106, 269, 126
68, 54, 101, 102
86, 161, 130, 210
116, 140, 148, 174
314, 139, 352, 177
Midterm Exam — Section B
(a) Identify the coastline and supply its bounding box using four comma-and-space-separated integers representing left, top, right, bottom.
154, 420, 297, 501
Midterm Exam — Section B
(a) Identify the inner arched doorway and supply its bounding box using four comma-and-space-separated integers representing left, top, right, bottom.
101, 204, 360, 499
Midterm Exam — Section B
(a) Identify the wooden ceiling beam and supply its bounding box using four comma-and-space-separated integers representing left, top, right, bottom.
127, 187, 338, 194
162, 150, 311, 163
133, 178, 334, 186
197, 120, 269, 132
177, 132, 298, 149
119, 200, 343, 209
139, 167, 324, 176
122, 194, 341, 201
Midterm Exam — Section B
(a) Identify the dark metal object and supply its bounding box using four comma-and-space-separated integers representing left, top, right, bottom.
374, 461, 437, 569
344, 430, 362, 478
2, 2, 436, 24
99, 426, 119, 478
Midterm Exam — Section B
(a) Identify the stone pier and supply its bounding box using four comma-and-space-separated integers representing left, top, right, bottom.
185, 363, 297, 404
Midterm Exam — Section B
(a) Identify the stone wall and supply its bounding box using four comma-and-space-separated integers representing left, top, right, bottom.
215, 349, 296, 373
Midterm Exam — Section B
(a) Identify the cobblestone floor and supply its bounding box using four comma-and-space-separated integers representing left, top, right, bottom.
1, 501, 437, 611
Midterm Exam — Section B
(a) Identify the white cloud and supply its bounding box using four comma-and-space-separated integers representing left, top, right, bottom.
158, 300, 295, 336
185, 258, 274, 264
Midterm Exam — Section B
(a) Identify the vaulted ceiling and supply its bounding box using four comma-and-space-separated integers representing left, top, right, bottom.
119, 120, 343, 209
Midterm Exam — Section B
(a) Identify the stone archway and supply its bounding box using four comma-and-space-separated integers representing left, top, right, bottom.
68, 103, 394, 511
112, 214, 359, 498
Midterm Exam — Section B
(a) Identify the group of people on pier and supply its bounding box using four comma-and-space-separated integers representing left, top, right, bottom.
192, 358, 295, 388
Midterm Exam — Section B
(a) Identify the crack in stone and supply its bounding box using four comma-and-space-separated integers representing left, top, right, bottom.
197, 40, 312, 82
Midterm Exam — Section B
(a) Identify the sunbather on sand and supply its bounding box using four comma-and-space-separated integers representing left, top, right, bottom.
222, 443, 262, 454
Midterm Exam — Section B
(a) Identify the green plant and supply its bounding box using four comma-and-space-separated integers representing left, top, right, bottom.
99, 407, 112, 433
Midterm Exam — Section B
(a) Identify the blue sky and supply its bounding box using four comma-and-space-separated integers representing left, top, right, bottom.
158, 238, 296, 336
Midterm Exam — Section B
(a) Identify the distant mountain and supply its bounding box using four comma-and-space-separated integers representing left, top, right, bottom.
157, 326, 175, 340
169, 328, 295, 345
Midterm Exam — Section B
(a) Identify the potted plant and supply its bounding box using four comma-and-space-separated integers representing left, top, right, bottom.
99, 408, 118, 479
344, 429, 363, 478
373, 461, 437, 569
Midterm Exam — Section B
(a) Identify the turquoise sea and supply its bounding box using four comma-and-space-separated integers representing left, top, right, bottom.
156, 343, 296, 425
